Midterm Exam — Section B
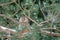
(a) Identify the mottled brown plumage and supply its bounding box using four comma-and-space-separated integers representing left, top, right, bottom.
18, 16, 30, 38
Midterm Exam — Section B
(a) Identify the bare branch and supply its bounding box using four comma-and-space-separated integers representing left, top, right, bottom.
0, 2, 14, 6
41, 28, 60, 37
0, 26, 17, 34
0, 14, 19, 24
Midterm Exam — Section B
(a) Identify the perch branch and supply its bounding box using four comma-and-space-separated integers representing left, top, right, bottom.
0, 26, 17, 34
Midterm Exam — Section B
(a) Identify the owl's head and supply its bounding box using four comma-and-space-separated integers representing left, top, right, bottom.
19, 16, 29, 26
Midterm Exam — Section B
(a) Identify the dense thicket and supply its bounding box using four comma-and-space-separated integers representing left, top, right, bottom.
0, 0, 60, 40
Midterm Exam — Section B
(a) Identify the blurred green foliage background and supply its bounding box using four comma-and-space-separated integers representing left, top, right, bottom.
0, 0, 60, 40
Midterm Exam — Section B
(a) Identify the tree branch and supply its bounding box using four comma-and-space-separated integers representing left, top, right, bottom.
0, 14, 19, 24
41, 28, 60, 37
0, 26, 17, 34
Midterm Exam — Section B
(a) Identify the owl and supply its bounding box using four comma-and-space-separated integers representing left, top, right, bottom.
18, 16, 30, 38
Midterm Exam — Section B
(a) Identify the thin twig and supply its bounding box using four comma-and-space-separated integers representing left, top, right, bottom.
0, 14, 19, 24
12, 9, 20, 17
41, 28, 60, 37
0, 2, 14, 6
38, 0, 46, 20
41, 3, 60, 10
